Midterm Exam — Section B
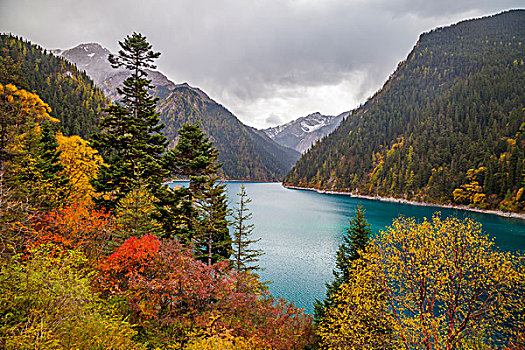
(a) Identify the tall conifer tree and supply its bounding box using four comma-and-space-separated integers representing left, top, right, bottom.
231, 184, 262, 272
91, 33, 167, 211
194, 174, 232, 265
157, 123, 220, 241
156, 123, 232, 263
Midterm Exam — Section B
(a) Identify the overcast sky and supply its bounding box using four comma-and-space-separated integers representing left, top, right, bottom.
1, 0, 522, 128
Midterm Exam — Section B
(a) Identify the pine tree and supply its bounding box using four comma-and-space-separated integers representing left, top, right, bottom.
156, 123, 221, 242
30, 121, 69, 210
91, 33, 167, 211
194, 174, 232, 265
231, 184, 262, 272
314, 205, 371, 324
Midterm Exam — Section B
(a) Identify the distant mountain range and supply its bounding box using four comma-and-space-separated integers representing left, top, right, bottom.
52, 43, 300, 181
285, 10, 525, 213
262, 111, 348, 154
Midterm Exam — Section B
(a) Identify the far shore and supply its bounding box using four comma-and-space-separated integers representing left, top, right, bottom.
283, 185, 525, 220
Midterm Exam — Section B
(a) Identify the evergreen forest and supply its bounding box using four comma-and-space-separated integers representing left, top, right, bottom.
156, 86, 301, 180
285, 10, 525, 213
0, 34, 107, 138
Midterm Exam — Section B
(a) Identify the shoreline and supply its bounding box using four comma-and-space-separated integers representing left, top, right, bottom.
283, 185, 525, 220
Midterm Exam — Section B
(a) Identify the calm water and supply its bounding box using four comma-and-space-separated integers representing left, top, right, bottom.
172, 181, 525, 314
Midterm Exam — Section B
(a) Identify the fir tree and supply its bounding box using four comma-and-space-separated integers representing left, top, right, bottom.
156, 123, 232, 263
314, 205, 371, 324
32, 121, 69, 210
157, 123, 221, 242
91, 33, 167, 211
231, 184, 262, 272
194, 174, 232, 265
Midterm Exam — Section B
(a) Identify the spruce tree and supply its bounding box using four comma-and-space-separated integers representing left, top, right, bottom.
157, 123, 220, 242
31, 121, 69, 210
156, 123, 232, 263
231, 184, 262, 272
194, 174, 232, 265
314, 205, 371, 324
91, 33, 167, 211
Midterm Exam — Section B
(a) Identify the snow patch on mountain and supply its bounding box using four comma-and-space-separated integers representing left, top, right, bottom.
262, 111, 349, 154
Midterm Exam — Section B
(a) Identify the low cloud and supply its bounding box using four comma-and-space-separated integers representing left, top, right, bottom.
1, 0, 522, 127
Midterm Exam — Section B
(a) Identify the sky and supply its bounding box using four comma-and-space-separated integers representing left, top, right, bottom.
1, 0, 523, 128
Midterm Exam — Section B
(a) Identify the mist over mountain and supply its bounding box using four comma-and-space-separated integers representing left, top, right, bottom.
54, 43, 300, 181
262, 111, 349, 154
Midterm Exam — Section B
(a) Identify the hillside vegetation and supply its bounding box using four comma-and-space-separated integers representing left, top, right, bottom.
0, 34, 107, 138
284, 10, 525, 212
157, 86, 300, 181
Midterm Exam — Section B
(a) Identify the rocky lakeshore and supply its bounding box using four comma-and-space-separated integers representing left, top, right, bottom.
283, 185, 525, 220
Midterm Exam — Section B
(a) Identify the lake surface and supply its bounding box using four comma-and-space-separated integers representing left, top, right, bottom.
172, 181, 525, 314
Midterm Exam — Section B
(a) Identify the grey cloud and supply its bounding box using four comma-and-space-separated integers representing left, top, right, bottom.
266, 113, 283, 125
1, 0, 522, 127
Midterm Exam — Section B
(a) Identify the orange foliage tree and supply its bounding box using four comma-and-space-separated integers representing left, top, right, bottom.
31, 201, 115, 264
97, 235, 314, 349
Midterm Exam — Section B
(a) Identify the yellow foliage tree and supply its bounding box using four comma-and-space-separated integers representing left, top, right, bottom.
0, 83, 57, 179
318, 215, 525, 350
0, 83, 60, 255
453, 167, 487, 206
56, 133, 103, 204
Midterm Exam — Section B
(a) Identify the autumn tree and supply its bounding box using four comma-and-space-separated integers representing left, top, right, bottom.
56, 133, 103, 204
91, 33, 167, 213
0, 83, 57, 257
231, 184, 262, 272
314, 205, 371, 324
318, 215, 525, 349
97, 235, 314, 349
0, 244, 143, 349
31, 202, 115, 265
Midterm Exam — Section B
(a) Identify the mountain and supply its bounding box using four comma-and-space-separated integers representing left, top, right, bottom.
284, 10, 525, 213
262, 111, 348, 153
0, 35, 107, 138
54, 43, 301, 181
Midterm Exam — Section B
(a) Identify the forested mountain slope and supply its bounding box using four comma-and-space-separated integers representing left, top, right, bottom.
0, 35, 107, 138
55, 43, 300, 181
157, 86, 301, 180
284, 10, 525, 212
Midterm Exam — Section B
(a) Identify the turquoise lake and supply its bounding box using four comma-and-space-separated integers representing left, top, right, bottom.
172, 181, 525, 314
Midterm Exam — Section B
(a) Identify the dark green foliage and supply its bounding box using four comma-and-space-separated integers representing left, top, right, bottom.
314, 205, 371, 325
157, 123, 220, 242
156, 123, 232, 263
36, 122, 66, 183
0, 47, 25, 88
0, 34, 107, 138
194, 175, 232, 265
284, 10, 525, 212
157, 87, 300, 181
91, 33, 168, 211
232, 184, 262, 272
34, 121, 69, 209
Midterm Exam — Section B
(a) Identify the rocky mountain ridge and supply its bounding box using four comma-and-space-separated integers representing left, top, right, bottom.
262, 111, 348, 153
54, 42, 300, 181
